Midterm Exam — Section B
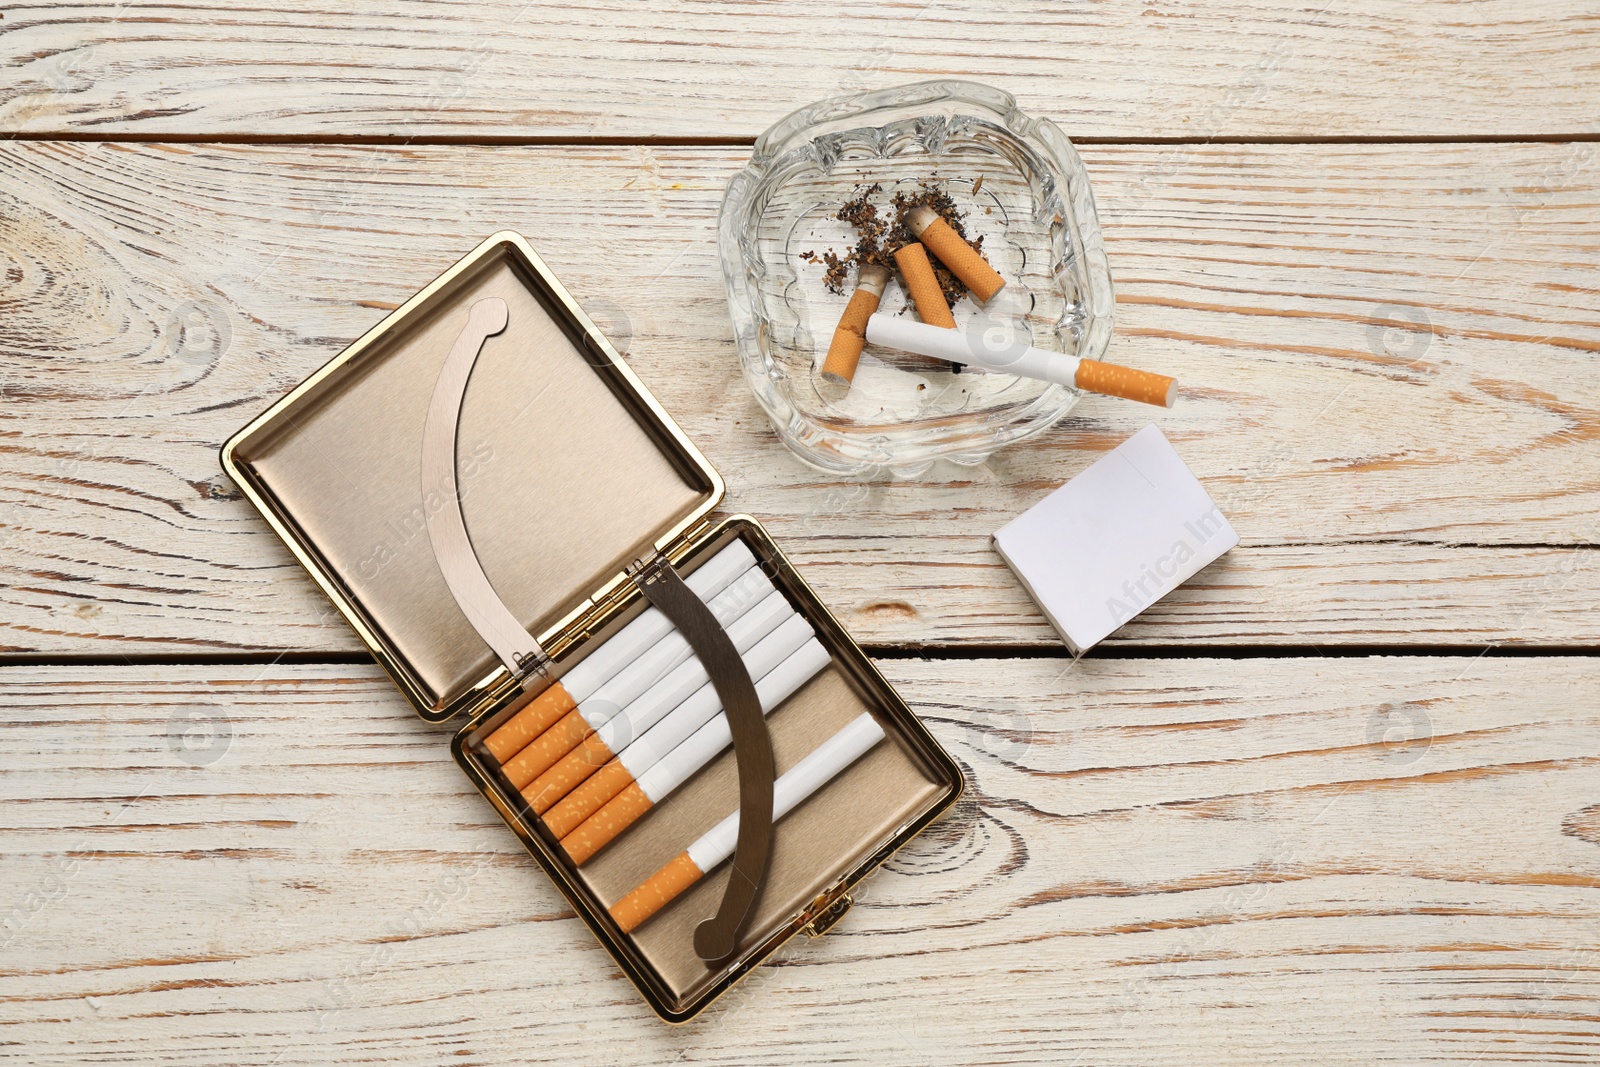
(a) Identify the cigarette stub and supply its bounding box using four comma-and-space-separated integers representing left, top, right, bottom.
892, 243, 956, 329
540, 612, 815, 835
560, 638, 831, 865
497, 561, 774, 790
609, 712, 886, 933
481, 540, 755, 763
864, 313, 1178, 408
903, 205, 1005, 304
520, 590, 799, 815
820, 265, 890, 386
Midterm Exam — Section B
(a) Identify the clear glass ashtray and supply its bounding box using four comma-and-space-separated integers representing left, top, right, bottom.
719, 79, 1115, 477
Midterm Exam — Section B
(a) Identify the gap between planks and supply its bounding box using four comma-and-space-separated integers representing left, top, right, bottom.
8, 132, 1600, 147
3, 645, 1599, 670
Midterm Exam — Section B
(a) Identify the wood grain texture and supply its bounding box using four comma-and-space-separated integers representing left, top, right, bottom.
2, 140, 1597, 653
3, 5, 1595, 1063
3, 2, 1600, 140
3, 658, 1598, 1064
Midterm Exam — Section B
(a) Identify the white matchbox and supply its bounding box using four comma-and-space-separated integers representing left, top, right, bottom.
993, 424, 1238, 654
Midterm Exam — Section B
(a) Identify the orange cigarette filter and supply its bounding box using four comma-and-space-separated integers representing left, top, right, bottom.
498, 707, 595, 790
892, 243, 956, 329
482, 684, 576, 764
820, 265, 891, 385
522, 731, 620, 817
541, 759, 635, 836
561, 781, 654, 866
904, 205, 1005, 303
611, 852, 702, 934
1075, 359, 1178, 409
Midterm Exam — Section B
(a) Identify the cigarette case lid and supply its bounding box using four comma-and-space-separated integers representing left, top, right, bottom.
222, 232, 725, 721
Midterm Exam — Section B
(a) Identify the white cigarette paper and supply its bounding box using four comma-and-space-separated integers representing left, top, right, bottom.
558, 541, 756, 704
688, 712, 886, 873
537, 608, 816, 834
864, 312, 1178, 408
607, 711, 887, 931
865, 312, 1081, 386
633, 638, 832, 804
609, 613, 815, 772
574, 565, 776, 730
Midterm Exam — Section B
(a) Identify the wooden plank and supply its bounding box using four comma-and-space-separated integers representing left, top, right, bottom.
1, 141, 1598, 654
3, 657, 1599, 1063
3, 2, 1599, 140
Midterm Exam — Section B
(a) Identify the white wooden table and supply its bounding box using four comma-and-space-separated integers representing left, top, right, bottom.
3, 4, 1599, 1063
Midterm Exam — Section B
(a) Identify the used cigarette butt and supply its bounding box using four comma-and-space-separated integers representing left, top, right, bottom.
892, 243, 956, 329
1073, 359, 1178, 409
609, 712, 885, 933
821, 265, 890, 385
903, 205, 1005, 303
481, 540, 755, 764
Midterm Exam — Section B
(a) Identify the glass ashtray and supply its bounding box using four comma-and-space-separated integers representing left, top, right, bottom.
718, 79, 1114, 477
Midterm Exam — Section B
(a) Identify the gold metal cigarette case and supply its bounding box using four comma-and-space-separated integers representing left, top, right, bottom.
221, 231, 962, 1022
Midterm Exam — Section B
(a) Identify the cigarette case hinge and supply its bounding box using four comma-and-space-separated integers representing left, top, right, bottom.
560, 534, 711, 656
656, 515, 718, 562
625, 548, 674, 585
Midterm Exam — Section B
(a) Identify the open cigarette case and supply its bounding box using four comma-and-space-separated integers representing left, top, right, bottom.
220, 231, 963, 1021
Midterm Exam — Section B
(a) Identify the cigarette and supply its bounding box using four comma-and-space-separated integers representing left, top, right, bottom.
865, 313, 1177, 408
497, 564, 776, 790
481, 541, 757, 764
521, 590, 799, 815
891, 243, 956, 330
902, 205, 1005, 303
609, 712, 886, 933
560, 638, 832, 865
538, 611, 815, 834
820, 265, 891, 386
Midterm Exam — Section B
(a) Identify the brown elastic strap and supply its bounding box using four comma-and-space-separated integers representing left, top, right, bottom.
635, 555, 773, 963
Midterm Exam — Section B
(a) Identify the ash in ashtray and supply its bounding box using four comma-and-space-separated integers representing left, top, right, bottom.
802, 181, 986, 312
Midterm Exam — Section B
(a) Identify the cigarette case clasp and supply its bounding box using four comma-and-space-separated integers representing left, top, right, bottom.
802, 890, 853, 939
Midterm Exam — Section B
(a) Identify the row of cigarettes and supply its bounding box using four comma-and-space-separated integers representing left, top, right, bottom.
823, 204, 1177, 408
481, 540, 883, 932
